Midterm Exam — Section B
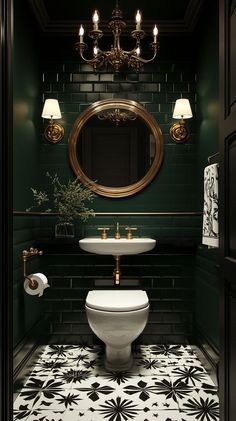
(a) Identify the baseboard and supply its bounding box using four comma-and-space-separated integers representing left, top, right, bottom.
13, 317, 49, 384
194, 327, 220, 379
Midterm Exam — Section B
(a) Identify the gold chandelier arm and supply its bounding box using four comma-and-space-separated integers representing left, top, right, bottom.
80, 46, 157, 64
79, 50, 105, 67
122, 38, 158, 62
122, 47, 138, 56
129, 49, 158, 64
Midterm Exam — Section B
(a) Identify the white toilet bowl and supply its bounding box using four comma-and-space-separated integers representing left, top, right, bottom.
85, 290, 149, 371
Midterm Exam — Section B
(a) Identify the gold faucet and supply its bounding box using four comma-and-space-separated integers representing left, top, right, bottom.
115, 222, 121, 239
125, 226, 137, 239
97, 227, 110, 239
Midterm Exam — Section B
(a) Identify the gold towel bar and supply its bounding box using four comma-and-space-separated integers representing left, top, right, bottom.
208, 152, 219, 164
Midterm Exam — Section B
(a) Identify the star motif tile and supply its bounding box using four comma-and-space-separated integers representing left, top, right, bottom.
13, 344, 219, 421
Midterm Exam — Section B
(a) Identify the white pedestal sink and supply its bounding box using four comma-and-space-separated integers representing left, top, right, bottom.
79, 237, 156, 285
79, 237, 156, 256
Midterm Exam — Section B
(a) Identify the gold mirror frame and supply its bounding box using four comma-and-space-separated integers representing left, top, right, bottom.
68, 99, 164, 198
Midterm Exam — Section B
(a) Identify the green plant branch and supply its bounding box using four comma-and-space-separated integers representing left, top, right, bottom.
26, 172, 96, 223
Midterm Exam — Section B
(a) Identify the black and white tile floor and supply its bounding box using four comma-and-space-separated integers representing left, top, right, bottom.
13, 344, 219, 421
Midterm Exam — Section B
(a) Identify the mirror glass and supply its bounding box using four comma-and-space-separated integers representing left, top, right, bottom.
68, 99, 164, 198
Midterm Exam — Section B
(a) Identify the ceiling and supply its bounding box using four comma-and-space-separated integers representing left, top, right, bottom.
28, 0, 206, 36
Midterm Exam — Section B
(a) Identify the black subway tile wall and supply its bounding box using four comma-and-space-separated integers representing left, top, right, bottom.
41, 62, 197, 143
37, 214, 200, 344
41, 246, 195, 344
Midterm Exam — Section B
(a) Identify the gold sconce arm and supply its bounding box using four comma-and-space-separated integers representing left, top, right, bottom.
169, 119, 190, 143
44, 119, 64, 144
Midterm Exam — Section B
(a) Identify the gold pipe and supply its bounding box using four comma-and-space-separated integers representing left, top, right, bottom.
22, 247, 43, 289
113, 255, 121, 285
24, 275, 39, 290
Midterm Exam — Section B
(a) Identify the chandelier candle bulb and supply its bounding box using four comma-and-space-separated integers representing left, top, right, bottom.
93, 45, 98, 56
153, 25, 158, 42
135, 10, 141, 30
79, 25, 84, 42
93, 10, 99, 30
136, 46, 141, 56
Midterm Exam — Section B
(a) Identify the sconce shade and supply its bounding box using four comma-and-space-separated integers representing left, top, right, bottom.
173, 98, 193, 119
42, 99, 62, 119
42, 99, 64, 144
170, 98, 193, 143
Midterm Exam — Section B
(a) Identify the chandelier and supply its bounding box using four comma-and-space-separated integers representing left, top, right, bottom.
75, 1, 159, 73
97, 108, 137, 125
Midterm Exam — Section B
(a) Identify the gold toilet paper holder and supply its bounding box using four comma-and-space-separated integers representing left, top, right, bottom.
22, 247, 43, 290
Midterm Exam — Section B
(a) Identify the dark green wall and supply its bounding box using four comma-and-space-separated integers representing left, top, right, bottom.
194, 0, 220, 352
13, 1, 220, 350
13, 2, 43, 347
13, 5, 41, 209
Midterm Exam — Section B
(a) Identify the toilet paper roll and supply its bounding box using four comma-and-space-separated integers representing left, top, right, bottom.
24, 273, 50, 297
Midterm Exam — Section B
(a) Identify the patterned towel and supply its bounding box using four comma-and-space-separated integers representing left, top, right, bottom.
202, 163, 219, 248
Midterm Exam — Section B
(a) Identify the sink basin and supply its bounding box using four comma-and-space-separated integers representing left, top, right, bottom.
79, 237, 156, 256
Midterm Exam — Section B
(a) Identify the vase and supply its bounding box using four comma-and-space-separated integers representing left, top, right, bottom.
55, 222, 75, 238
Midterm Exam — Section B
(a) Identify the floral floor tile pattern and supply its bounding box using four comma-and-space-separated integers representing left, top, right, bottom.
13, 344, 219, 421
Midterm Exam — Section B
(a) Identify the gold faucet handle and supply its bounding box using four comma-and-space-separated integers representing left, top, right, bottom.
125, 226, 137, 239
97, 227, 110, 239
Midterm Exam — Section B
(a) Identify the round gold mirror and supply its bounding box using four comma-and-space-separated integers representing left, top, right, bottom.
68, 99, 164, 198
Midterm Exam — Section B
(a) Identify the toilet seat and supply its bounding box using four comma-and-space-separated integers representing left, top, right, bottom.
86, 290, 149, 312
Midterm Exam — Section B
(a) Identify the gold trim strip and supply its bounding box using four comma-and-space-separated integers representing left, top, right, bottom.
13, 211, 202, 216
13, 211, 60, 216
94, 212, 202, 216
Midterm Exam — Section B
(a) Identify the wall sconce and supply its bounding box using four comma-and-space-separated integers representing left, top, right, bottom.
170, 98, 193, 143
41, 99, 64, 143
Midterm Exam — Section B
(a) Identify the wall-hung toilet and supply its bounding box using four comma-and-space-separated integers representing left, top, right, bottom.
85, 289, 149, 371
